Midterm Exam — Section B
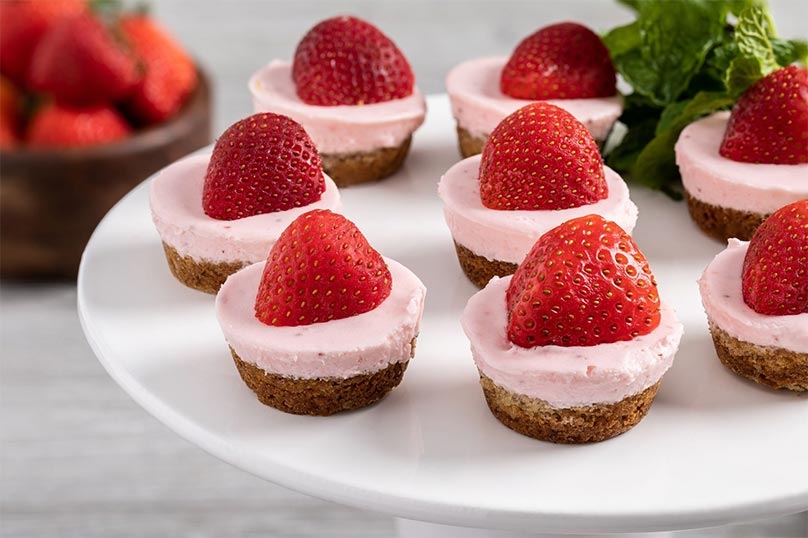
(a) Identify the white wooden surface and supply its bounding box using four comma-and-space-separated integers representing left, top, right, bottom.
2, 2, 806, 536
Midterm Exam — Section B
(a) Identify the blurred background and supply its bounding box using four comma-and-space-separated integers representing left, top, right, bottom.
1, 1, 806, 537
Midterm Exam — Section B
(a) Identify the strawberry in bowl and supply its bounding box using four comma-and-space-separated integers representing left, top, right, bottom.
438, 101, 637, 288
0, 1, 209, 279
675, 65, 808, 242
462, 214, 683, 443
248, 15, 426, 187
699, 199, 808, 391
215, 209, 426, 416
446, 21, 623, 158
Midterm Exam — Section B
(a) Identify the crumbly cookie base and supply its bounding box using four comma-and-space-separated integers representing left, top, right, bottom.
229, 337, 416, 415
479, 372, 662, 444
321, 137, 412, 187
454, 241, 518, 289
708, 322, 807, 391
684, 191, 767, 242
162, 242, 246, 294
455, 126, 608, 159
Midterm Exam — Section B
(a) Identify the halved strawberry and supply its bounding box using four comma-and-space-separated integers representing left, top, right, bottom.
500, 22, 616, 100
0, 0, 87, 86
254, 209, 392, 327
479, 102, 608, 210
741, 199, 808, 315
719, 66, 808, 164
26, 102, 131, 148
292, 15, 414, 106
506, 214, 661, 348
119, 13, 198, 125
28, 12, 140, 106
202, 112, 325, 220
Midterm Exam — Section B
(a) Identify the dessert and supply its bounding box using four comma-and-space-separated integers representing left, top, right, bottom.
150, 112, 341, 293
438, 101, 637, 288
699, 200, 808, 391
215, 209, 426, 415
677, 66, 808, 241
249, 16, 426, 186
446, 22, 622, 157
462, 215, 683, 443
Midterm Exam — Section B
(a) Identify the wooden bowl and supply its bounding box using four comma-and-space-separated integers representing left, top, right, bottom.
0, 68, 213, 280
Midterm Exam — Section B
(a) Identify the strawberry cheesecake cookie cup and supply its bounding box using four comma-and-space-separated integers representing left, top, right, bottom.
439, 102, 637, 288
446, 22, 622, 157
216, 210, 426, 415
677, 66, 808, 242
462, 215, 683, 443
250, 16, 426, 186
150, 112, 341, 293
699, 200, 808, 391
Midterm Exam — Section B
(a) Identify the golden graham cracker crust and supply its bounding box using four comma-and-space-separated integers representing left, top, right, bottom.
456, 125, 609, 159
708, 322, 808, 391
321, 137, 412, 187
454, 241, 518, 289
684, 191, 767, 242
229, 337, 417, 415
162, 242, 246, 294
479, 372, 662, 444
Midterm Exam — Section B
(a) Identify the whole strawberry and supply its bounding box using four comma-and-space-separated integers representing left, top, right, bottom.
119, 13, 198, 125
506, 214, 661, 348
742, 200, 808, 315
479, 102, 608, 210
500, 22, 616, 100
0, 76, 23, 148
26, 102, 131, 148
0, 0, 87, 86
28, 12, 140, 106
292, 15, 414, 106
202, 113, 325, 220
254, 209, 392, 327
719, 66, 808, 165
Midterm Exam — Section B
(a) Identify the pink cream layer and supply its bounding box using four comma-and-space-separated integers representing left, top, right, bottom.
462, 276, 683, 409
438, 155, 638, 264
676, 112, 808, 214
249, 60, 427, 155
698, 239, 808, 353
149, 153, 342, 264
445, 57, 623, 141
215, 258, 426, 379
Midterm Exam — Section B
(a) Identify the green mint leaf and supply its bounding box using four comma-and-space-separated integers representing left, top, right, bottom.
771, 38, 808, 66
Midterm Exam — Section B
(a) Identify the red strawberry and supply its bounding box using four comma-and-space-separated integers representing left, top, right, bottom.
292, 16, 414, 106
0, 76, 23, 148
0, 0, 87, 85
28, 12, 140, 106
254, 209, 392, 327
26, 102, 131, 148
506, 214, 661, 348
119, 14, 198, 125
719, 66, 808, 164
479, 102, 608, 210
202, 113, 325, 220
500, 22, 616, 100
741, 200, 808, 315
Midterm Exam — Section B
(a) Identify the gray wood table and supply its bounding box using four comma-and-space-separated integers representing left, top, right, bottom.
2, 2, 806, 536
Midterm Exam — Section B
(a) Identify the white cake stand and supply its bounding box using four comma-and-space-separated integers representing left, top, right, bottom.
78, 96, 808, 537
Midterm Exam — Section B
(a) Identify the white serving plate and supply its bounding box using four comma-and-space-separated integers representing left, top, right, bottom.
78, 95, 808, 535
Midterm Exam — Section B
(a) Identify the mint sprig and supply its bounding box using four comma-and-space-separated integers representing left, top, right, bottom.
602, 0, 807, 199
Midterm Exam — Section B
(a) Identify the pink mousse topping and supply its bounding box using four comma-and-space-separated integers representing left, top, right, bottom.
149, 154, 342, 264
446, 57, 622, 141
438, 155, 638, 264
699, 239, 808, 353
462, 276, 683, 408
215, 258, 426, 379
249, 60, 426, 154
676, 112, 808, 213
